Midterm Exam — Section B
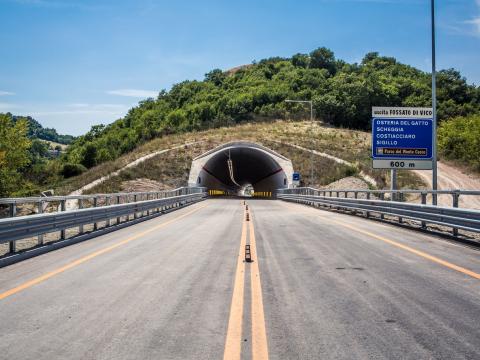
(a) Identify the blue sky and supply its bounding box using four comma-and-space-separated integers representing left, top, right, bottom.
0, 0, 479, 135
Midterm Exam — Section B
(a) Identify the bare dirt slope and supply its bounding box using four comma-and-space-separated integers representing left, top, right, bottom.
120, 178, 172, 192
68, 142, 199, 196
413, 162, 480, 209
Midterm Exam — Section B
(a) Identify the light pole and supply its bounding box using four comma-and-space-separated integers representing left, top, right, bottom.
431, 0, 438, 205
285, 99, 315, 184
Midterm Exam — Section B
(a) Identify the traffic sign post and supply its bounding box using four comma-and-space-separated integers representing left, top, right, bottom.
292, 172, 301, 187
371, 107, 433, 170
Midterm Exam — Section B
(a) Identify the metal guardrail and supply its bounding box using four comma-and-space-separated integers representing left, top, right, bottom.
278, 187, 480, 207
0, 188, 199, 206
0, 187, 207, 259
277, 188, 480, 237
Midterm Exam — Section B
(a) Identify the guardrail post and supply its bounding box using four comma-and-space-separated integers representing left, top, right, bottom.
37, 201, 44, 245
379, 194, 385, 220
60, 200, 66, 239
452, 190, 460, 236
8, 203, 16, 254
78, 199, 84, 234
421, 192, 427, 229
116, 195, 121, 224
366, 193, 370, 218
106, 196, 111, 227
134, 194, 138, 219
93, 197, 98, 231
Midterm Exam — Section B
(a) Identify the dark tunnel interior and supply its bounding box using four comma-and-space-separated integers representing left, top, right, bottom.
197, 147, 288, 194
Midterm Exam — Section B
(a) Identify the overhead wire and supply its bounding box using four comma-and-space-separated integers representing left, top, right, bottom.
227, 150, 241, 187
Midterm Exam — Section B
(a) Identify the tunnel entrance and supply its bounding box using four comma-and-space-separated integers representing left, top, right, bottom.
188, 142, 293, 195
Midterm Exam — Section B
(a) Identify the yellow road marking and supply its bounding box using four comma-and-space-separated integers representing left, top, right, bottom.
223, 208, 247, 360
0, 204, 208, 301
249, 212, 269, 360
280, 201, 480, 280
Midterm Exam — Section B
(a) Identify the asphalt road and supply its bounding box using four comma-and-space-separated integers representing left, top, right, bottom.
0, 198, 479, 359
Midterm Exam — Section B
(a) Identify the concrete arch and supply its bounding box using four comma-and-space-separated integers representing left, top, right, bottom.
188, 141, 293, 194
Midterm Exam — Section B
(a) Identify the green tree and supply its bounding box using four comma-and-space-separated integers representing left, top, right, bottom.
205, 69, 226, 86
310, 47, 337, 75
81, 143, 98, 168
291, 53, 309, 68
0, 114, 31, 196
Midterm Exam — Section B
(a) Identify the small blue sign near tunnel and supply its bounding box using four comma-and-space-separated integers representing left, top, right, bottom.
372, 118, 433, 160
293, 172, 300, 181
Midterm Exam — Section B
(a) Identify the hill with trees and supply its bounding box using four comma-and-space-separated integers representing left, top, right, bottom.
7, 113, 75, 145
64, 48, 479, 171
0, 114, 76, 197
0, 47, 479, 197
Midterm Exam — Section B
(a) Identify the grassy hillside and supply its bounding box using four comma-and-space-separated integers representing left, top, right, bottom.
58, 121, 424, 195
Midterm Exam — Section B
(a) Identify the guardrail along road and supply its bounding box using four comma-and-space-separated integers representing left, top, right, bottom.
1, 198, 479, 359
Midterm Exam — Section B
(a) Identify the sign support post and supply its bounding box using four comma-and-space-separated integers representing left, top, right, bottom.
431, 0, 438, 205
391, 169, 397, 201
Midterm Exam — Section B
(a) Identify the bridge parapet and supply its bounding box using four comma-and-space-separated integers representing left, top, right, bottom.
0, 187, 207, 266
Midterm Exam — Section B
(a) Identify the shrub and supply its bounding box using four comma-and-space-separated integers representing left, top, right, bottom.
61, 163, 87, 178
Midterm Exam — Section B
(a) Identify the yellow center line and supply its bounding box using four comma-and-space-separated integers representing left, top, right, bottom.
223, 208, 247, 360
224, 203, 269, 360
0, 203, 209, 301
249, 210, 269, 360
279, 201, 480, 280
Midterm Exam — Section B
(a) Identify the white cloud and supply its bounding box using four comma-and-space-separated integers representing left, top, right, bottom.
107, 89, 158, 98
466, 17, 480, 35
32, 103, 130, 116
0, 91, 15, 96
0, 103, 18, 111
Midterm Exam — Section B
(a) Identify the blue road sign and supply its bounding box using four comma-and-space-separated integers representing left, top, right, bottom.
293, 172, 300, 181
372, 118, 433, 160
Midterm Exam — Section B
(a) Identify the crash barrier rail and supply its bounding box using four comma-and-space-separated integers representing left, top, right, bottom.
0, 187, 207, 260
277, 188, 480, 237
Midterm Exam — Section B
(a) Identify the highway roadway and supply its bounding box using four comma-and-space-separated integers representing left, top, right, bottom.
0, 198, 479, 359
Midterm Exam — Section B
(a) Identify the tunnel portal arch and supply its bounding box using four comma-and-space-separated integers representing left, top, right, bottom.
188, 141, 293, 194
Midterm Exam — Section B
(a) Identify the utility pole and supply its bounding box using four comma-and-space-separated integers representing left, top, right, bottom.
431, 0, 438, 205
285, 99, 315, 185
